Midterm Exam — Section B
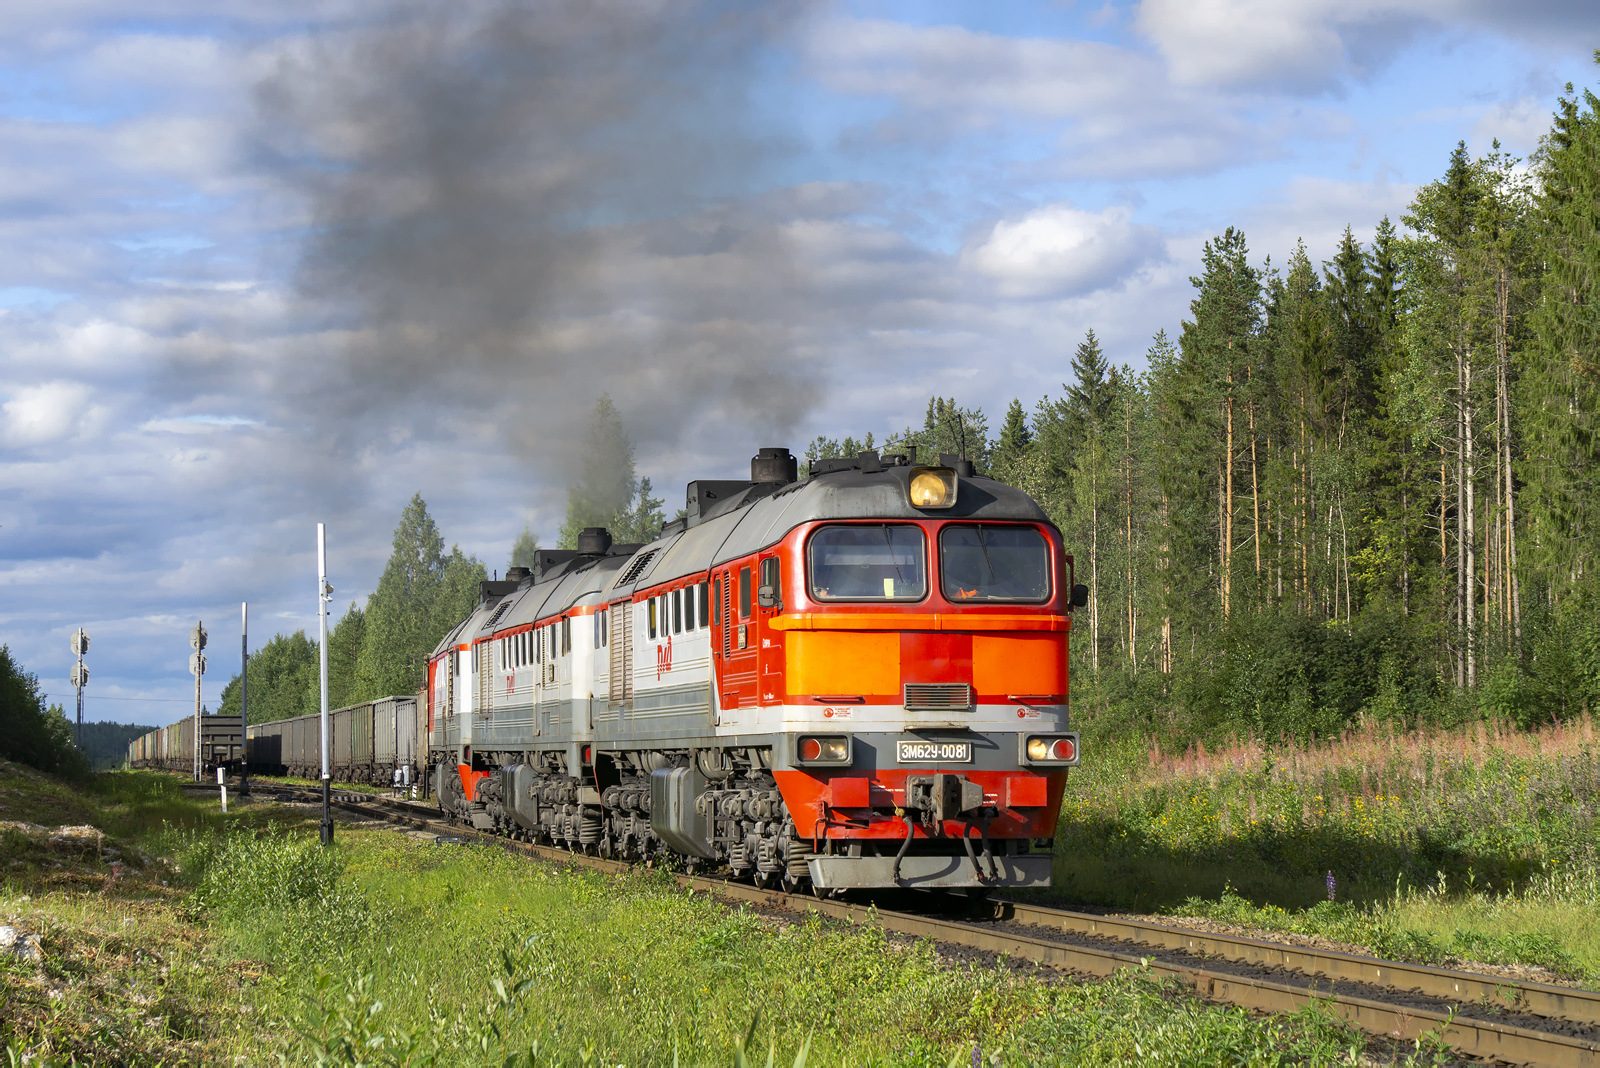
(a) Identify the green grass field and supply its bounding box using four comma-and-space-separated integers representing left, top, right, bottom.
1054, 714, 1600, 982
0, 763, 1418, 1066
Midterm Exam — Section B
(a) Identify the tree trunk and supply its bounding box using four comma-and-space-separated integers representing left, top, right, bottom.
1250, 401, 1262, 594
1223, 376, 1234, 618
1125, 401, 1136, 674
1464, 354, 1477, 690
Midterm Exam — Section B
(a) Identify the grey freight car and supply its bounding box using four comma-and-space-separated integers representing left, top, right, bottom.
125, 713, 242, 773
244, 695, 425, 787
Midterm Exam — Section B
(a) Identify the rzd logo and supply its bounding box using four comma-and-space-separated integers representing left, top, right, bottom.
656, 635, 673, 679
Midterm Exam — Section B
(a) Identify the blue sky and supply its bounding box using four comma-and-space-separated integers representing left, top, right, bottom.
0, 1, 1594, 726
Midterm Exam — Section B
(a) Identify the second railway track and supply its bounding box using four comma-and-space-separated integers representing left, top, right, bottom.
206, 780, 1600, 1067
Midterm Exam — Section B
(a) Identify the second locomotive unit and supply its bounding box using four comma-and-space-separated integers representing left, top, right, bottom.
429, 446, 1083, 891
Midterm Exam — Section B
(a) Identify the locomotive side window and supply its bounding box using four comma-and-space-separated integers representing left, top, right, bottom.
673, 589, 683, 633
712, 578, 722, 626
808, 524, 927, 601
562, 617, 571, 654
739, 567, 752, 619
698, 582, 710, 628
684, 587, 695, 630
939, 525, 1051, 602
648, 598, 657, 639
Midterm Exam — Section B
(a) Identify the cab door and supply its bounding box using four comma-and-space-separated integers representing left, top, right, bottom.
755, 553, 784, 705
717, 565, 759, 712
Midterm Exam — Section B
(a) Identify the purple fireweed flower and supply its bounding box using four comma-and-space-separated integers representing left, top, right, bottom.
1326, 870, 1337, 902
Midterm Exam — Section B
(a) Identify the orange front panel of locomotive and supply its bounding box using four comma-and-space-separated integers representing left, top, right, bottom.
972, 633, 1066, 700
784, 631, 899, 698
773, 767, 1068, 841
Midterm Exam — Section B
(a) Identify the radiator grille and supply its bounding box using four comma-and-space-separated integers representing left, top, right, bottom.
615, 549, 658, 588
903, 683, 972, 711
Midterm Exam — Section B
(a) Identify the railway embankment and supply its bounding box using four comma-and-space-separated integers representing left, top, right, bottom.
1, 765, 1435, 1066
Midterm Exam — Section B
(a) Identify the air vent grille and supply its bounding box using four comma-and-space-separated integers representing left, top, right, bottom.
614, 549, 658, 588
903, 683, 972, 711
484, 601, 513, 629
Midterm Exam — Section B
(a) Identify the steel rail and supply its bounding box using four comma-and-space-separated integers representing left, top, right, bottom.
1000, 900, 1600, 1029
210, 783, 1600, 1067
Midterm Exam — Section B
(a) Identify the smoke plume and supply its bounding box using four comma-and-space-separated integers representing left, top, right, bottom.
251, 0, 819, 471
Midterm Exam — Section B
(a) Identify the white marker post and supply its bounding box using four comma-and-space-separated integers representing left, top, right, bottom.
217, 766, 227, 813
317, 524, 334, 846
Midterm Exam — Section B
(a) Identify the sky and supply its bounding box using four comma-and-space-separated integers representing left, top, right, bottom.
0, 0, 1595, 727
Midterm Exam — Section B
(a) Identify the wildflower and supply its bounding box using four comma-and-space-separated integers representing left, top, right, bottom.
1326, 870, 1337, 902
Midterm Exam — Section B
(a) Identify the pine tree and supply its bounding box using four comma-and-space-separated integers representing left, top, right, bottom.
1401, 141, 1492, 687
1177, 227, 1263, 620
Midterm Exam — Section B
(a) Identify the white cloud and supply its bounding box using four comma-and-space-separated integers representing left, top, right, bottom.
1, 380, 98, 446
1241, 175, 1418, 264
963, 203, 1163, 299
1472, 96, 1553, 155
1135, 0, 1598, 92
807, 16, 1283, 179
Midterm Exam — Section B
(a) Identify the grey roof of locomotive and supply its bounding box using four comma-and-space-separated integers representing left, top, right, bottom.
433, 467, 1051, 656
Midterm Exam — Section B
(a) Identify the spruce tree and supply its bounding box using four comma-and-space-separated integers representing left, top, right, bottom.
1065, 329, 1113, 446
509, 526, 540, 570
990, 399, 1033, 484
559, 395, 637, 548
609, 477, 665, 543
1523, 72, 1600, 604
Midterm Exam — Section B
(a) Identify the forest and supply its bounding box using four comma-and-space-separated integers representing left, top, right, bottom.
218, 76, 1600, 748
808, 81, 1600, 746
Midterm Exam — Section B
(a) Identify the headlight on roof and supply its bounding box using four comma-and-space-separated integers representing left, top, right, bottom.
908, 467, 957, 509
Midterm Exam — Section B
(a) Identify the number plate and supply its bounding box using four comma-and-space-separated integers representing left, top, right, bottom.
897, 740, 972, 763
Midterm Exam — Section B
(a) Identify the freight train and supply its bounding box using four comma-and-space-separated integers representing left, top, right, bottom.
129, 445, 1085, 892
126, 712, 242, 773
127, 699, 425, 785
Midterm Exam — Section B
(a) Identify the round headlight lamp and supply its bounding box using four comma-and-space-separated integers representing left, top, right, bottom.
908, 467, 957, 509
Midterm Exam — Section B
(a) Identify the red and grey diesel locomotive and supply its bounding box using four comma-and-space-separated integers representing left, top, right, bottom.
431, 446, 1084, 892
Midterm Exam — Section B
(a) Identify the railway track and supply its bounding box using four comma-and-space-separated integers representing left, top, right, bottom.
193, 780, 1600, 1067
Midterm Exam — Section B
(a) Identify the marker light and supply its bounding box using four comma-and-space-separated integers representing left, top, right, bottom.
796, 735, 851, 765
908, 467, 957, 509
1021, 733, 1080, 766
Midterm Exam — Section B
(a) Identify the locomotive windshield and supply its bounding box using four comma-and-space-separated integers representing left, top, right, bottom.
808, 524, 927, 601
940, 524, 1051, 602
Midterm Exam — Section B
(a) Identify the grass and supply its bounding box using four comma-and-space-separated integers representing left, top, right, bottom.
1054, 714, 1600, 982
0, 762, 1442, 1066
